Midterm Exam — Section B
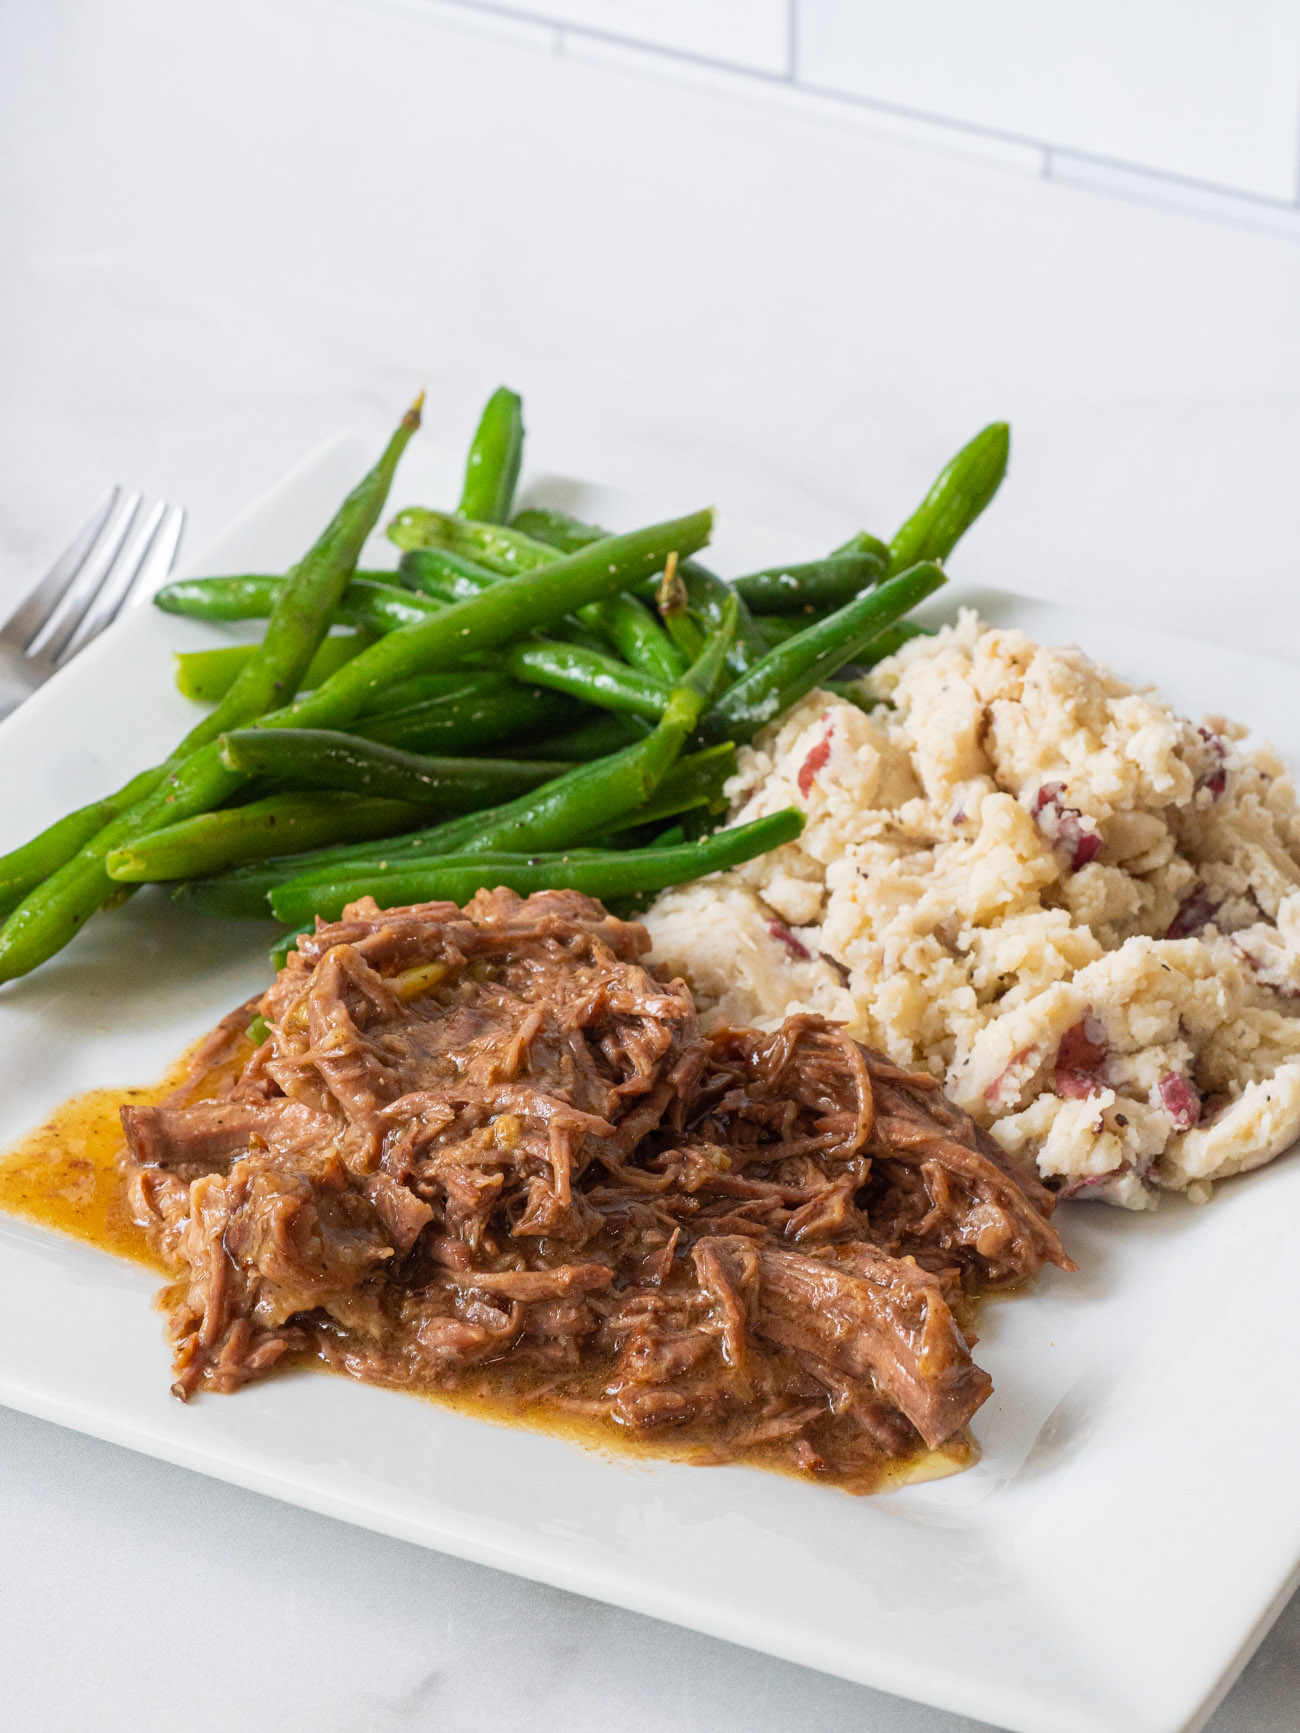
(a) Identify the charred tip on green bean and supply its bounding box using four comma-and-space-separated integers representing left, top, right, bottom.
656, 552, 706, 663
657, 552, 688, 618
888, 422, 1010, 575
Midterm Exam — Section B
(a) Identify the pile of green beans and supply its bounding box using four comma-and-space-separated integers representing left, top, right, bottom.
0, 391, 1010, 982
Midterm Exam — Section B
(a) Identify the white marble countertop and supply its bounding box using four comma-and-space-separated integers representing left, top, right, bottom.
3, 2, 1300, 1728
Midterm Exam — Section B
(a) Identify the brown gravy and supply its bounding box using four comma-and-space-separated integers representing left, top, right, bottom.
0, 1057, 976, 1495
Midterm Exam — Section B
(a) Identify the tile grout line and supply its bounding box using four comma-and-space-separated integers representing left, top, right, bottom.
441, 0, 799, 86
417, 0, 1300, 234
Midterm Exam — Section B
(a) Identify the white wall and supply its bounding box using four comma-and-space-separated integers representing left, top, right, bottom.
452, 0, 1300, 230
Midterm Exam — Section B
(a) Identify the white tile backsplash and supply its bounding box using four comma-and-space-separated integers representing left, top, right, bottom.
796, 0, 1300, 201
420, 0, 1300, 233
1048, 149, 1300, 237
458, 0, 791, 74
562, 30, 1046, 173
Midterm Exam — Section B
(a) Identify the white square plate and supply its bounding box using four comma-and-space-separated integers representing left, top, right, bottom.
1, 433, 1297, 1733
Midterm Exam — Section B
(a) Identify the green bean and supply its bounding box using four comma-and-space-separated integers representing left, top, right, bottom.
355, 670, 494, 716
288, 508, 709, 722
153, 570, 393, 622
341, 578, 444, 635
850, 618, 932, 662
352, 565, 615, 659
503, 639, 670, 720
656, 558, 706, 664
584, 590, 684, 684
821, 681, 872, 714
833, 529, 891, 564
388, 508, 556, 575
888, 422, 1010, 574
758, 613, 933, 655
172, 610, 701, 924
458, 386, 524, 524
107, 793, 439, 884
0, 401, 425, 983
200, 405, 427, 739
302, 510, 711, 707
509, 507, 605, 554
276, 599, 737, 892
734, 552, 883, 615
215, 729, 573, 808
698, 562, 946, 745
270, 808, 802, 928
0, 767, 163, 922
398, 547, 501, 603
155, 574, 286, 620
674, 558, 767, 675
173, 631, 371, 704
597, 743, 736, 835
270, 924, 313, 967
395, 518, 662, 669
755, 612, 830, 648
520, 505, 768, 677
500, 711, 648, 761
575, 746, 734, 848
649, 823, 687, 848
129, 506, 715, 870
356, 677, 580, 753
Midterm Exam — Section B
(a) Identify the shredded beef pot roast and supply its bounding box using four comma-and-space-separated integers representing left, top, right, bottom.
120, 888, 1073, 1486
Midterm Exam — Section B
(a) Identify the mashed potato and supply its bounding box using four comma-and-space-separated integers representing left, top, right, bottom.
645, 610, 1300, 1209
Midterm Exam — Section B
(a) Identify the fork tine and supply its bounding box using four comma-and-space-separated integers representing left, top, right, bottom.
58, 501, 167, 663
126, 504, 185, 603
33, 491, 142, 663
0, 485, 120, 652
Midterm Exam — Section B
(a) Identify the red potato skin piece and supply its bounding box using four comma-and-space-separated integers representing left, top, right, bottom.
768, 920, 811, 960
1055, 1018, 1108, 1101
797, 719, 833, 797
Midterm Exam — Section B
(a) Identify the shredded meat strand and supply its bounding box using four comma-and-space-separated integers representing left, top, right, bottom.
120, 889, 1072, 1487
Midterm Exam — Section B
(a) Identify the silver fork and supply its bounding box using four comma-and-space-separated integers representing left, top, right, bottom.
0, 488, 186, 722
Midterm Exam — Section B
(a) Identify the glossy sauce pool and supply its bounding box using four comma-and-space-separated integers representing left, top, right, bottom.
0, 1053, 976, 1495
